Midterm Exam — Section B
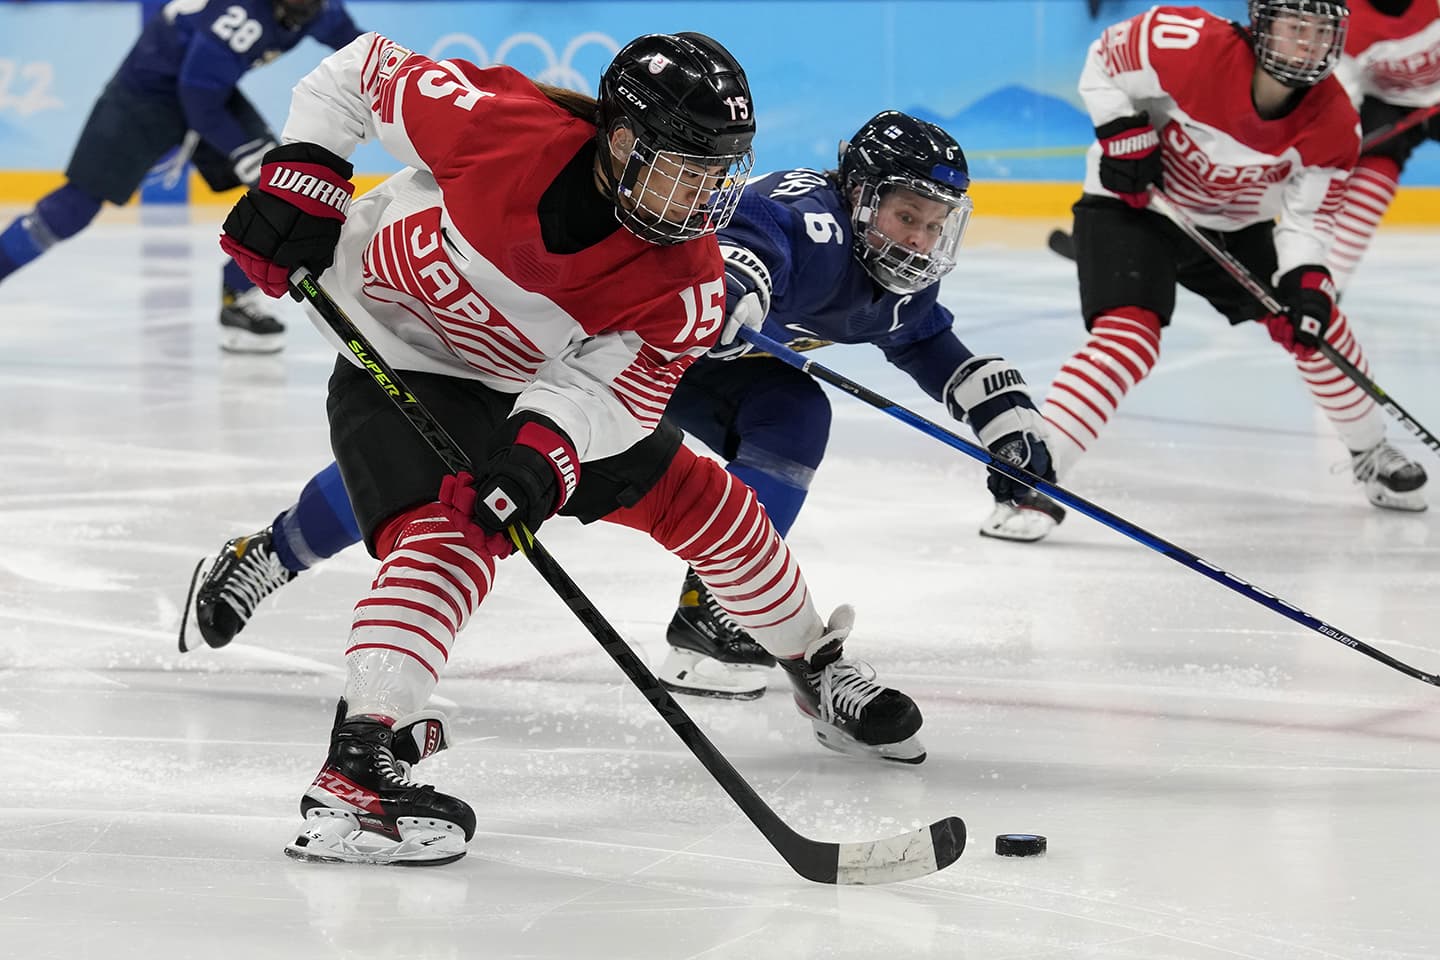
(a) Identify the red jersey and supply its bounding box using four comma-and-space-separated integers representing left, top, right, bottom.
1079, 6, 1359, 272
1338, 0, 1440, 108
282, 34, 726, 460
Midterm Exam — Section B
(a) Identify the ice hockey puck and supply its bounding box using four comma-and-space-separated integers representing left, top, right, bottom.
995, 834, 1046, 857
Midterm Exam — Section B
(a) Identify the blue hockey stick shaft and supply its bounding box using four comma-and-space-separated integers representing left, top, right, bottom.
737, 327, 1440, 687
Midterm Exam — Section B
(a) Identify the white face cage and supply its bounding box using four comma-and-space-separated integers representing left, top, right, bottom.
1252, 1, 1348, 88
850, 176, 973, 295
615, 138, 755, 245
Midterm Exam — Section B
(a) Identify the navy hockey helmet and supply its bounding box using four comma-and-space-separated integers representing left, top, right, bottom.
838, 110, 973, 295
597, 32, 756, 245
1249, 0, 1349, 87
274, 0, 326, 30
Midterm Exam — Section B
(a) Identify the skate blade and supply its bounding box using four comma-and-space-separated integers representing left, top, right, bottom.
1367, 487, 1428, 512
658, 648, 769, 700
177, 556, 213, 653
809, 719, 927, 765
978, 503, 1058, 543
284, 811, 468, 866
220, 327, 285, 354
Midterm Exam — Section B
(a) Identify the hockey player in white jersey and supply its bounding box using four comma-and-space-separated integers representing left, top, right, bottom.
1327, 0, 1440, 289
985, 0, 1427, 543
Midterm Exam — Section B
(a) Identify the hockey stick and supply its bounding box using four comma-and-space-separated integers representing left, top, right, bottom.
737, 326, 1440, 688
289, 269, 966, 884
1145, 188, 1440, 458
1046, 106, 1440, 263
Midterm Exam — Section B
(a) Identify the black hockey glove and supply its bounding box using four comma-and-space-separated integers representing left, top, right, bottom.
1262, 265, 1334, 358
708, 245, 773, 360
437, 416, 580, 559
1096, 113, 1162, 209
219, 142, 355, 299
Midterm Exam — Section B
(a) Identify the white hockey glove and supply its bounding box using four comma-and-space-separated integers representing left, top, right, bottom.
708, 244, 773, 360
230, 136, 279, 189
946, 355, 1056, 501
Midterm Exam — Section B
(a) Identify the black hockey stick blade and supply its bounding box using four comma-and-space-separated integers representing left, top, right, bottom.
292, 270, 970, 884
1046, 228, 1076, 261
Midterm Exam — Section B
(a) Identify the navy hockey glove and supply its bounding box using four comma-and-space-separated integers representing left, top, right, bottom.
1262, 265, 1334, 358
437, 417, 579, 559
1096, 113, 1162, 209
229, 136, 279, 188
219, 142, 354, 298
708, 245, 772, 360
946, 355, 1056, 501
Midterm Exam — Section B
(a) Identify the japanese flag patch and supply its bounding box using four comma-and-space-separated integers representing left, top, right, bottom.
483, 486, 516, 522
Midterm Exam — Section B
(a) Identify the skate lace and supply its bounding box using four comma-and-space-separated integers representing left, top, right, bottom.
817, 659, 883, 724
1344, 442, 1408, 484
217, 541, 292, 616
375, 750, 422, 789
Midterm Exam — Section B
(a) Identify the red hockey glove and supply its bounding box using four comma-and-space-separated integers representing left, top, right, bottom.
1096, 113, 1162, 210
436, 418, 580, 559
1262, 265, 1334, 359
219, 142, 355, 298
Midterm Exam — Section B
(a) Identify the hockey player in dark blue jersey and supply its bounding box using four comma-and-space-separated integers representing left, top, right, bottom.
178, 111, 1059, 711
655, 110, 1064, 697
0, 0, 360, 353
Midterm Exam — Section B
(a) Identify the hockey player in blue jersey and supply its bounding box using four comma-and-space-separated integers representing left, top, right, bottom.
178, 111, 1057, 701
0, 0, 360, 353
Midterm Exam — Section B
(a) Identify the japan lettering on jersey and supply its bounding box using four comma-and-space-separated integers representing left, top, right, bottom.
1337, 1, 1440, 108
1081, 6, 1358, 269
283, 34, 724, 460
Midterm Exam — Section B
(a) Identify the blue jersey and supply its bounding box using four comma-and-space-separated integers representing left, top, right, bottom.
718, 168, 974, 403
115, 0, 361, 157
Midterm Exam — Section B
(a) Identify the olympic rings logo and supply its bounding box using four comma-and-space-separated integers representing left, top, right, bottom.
428, 32, 621, 92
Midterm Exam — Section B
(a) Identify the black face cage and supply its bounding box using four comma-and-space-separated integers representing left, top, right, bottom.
848, 174, 972, 296
612, 133, 755, 245
1250, 0, 1349, 87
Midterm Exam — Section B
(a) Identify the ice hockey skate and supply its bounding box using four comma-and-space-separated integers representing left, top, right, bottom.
1350, 440, 1427, 512
178, 526, 296, 652
779, 605, 925, 764
219, 284, 285, 354
979, 487, 1067, 542
285, 701, 475, 867
658, 568, 776, 700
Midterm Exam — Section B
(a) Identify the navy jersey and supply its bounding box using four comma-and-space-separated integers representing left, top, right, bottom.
719, 168, 973, 403
115, 0, 361, 157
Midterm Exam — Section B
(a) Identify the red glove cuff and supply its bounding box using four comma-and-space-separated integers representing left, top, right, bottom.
257, 161, 355, 221
514, 421, 580, 510
219, 234, 290, 298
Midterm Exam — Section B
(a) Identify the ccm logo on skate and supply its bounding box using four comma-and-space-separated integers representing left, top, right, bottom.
313, 771, 382, 812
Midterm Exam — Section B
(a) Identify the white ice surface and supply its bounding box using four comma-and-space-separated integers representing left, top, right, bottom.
1, 209, 1439, 960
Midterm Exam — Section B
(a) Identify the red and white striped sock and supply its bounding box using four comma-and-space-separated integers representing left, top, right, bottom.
344, 505, 497, 718
605, 445, 821, 659
1295, 311, 1385, 452
1039, 306, 1163, 478
1328, 155, 1400, 293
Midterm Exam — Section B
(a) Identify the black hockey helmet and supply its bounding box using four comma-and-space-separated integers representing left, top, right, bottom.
274, 0, 326, 30
596, 32, 756, 244
838, 110, 973, 295
1249, 0, 1349, 87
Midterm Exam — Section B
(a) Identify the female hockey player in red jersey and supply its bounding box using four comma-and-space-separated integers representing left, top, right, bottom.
985, 0, 1427, 544
216, 30, 926, 866
1327, 0, 1440, 289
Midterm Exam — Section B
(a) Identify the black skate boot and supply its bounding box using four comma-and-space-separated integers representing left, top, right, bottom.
777, 605, 925, 764
220, 284, 285, 354
285, 701, 476, 866
979, 487, 1066, 542
178, 526, 297, 652
1350, 440, 1427, 512
659, 567, 776, 700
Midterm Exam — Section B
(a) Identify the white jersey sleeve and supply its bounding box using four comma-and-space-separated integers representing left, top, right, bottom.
1077, 9, 1167, 127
